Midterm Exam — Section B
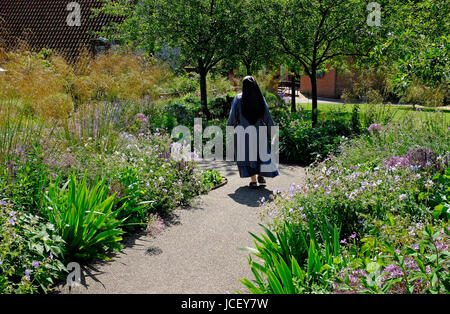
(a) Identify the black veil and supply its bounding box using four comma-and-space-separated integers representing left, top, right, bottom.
241, 76, 266, 125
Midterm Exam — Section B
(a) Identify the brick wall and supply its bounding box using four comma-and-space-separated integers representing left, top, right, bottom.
300, 65, 338, 99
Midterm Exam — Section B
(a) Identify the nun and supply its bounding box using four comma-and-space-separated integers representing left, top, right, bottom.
227, 76, 279, 189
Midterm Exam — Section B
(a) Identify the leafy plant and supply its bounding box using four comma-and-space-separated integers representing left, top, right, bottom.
0, 202, 66, 294
202, 170, 224, 190
382, 225, 450, 294
3, 143, 49, 213
430, 168, 450, 220
240, 219, 343, 294
42, 174, 125, 261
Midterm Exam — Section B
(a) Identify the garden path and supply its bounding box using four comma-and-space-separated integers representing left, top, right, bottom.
57, 161, 306, 294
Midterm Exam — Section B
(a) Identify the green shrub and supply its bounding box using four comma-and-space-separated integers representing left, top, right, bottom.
253, 112, 450, 294
42, 174, 125, 261
1, 143, 49, 213
202, 170, 225, 190
0, 201, 66, 293
279, 115, 353, 164
82, 133, 210, 219
240, 219, 343, 294
334, 218, 449, 294
400, 79, 446, 107
426, 168, 450, 220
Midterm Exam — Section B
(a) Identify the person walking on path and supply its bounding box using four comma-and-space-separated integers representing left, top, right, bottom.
227, 76, 279, 189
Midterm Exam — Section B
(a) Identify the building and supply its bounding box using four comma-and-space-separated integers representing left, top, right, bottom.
278, 64, 356, 100
299, 64, 355, 99
0, 0, 121, 60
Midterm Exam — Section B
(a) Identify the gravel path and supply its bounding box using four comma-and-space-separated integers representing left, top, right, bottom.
58, 161, 306, 294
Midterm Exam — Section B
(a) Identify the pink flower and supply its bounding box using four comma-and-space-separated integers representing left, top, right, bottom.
135, 113, 149, 127
368, 124, 382, 135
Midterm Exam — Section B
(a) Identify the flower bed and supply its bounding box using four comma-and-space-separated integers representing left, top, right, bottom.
0, 107, 223, 293
241, 113, 449, 294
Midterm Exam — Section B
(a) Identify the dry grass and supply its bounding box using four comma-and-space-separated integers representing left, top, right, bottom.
0, 48, 172, 124
71, 49, 171, 104
0, 49, 73, 122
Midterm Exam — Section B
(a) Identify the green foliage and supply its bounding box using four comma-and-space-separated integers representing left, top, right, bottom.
375, 0, 449, 90
400, 79, 447, 107
351, 104, 361, 135
202, 170, 225, 190
240, 219, 343, 294
382, 225, 449, 294
42, 174, 125, 261
429, 168, 450, 220
335, 219, 449, 294
279, 112, 354, 164
0, 202, 66, 294
1, 144, 49, 213
260, 111, 449, 294
255, 0, 375, 125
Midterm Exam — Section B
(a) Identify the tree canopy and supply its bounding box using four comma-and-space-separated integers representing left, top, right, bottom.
98, 0, 449, 124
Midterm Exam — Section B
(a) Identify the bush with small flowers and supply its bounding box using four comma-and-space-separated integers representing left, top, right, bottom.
248, 113, 449, 294
0, 200, 66, 294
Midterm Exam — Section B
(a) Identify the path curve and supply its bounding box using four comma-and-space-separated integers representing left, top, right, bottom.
58, 162, 306, 294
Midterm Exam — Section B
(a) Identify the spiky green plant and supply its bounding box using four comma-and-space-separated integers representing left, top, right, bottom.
43, 174, 125, 261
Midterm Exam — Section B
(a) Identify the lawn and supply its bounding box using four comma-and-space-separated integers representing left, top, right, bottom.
296, 102, 450, 125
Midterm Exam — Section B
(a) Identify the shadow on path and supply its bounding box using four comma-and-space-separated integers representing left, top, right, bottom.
228, 186, 273, 208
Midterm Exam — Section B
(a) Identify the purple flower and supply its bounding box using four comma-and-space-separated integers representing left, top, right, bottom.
49, 252, 54, 261
383, 156, 410, 168
368, 124, 382, 135
340, 239, 347, 244
349, 234, 357, 239
0, 200, 7, 206
404, 146, 435, 168
135, 113, 149, 127
32, 261, 39, 268
25, 269, 32, 276
399, 194, 408, 201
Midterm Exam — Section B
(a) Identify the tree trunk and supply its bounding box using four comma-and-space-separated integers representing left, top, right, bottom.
291, 73, 296, 113
199, 64, 210, 118
245, 62, 252, 76
310, 68, 318, 127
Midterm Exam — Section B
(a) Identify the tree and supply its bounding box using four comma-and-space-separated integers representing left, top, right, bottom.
258, 0, 374, 126
153, 0, 243, 118
95, 0, 157, 53
373, 0, 449, 91
234, 0, 280, 76
98, 0, 243, 118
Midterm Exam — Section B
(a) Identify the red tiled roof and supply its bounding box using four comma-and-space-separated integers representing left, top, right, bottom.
0, 0, 122, 60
